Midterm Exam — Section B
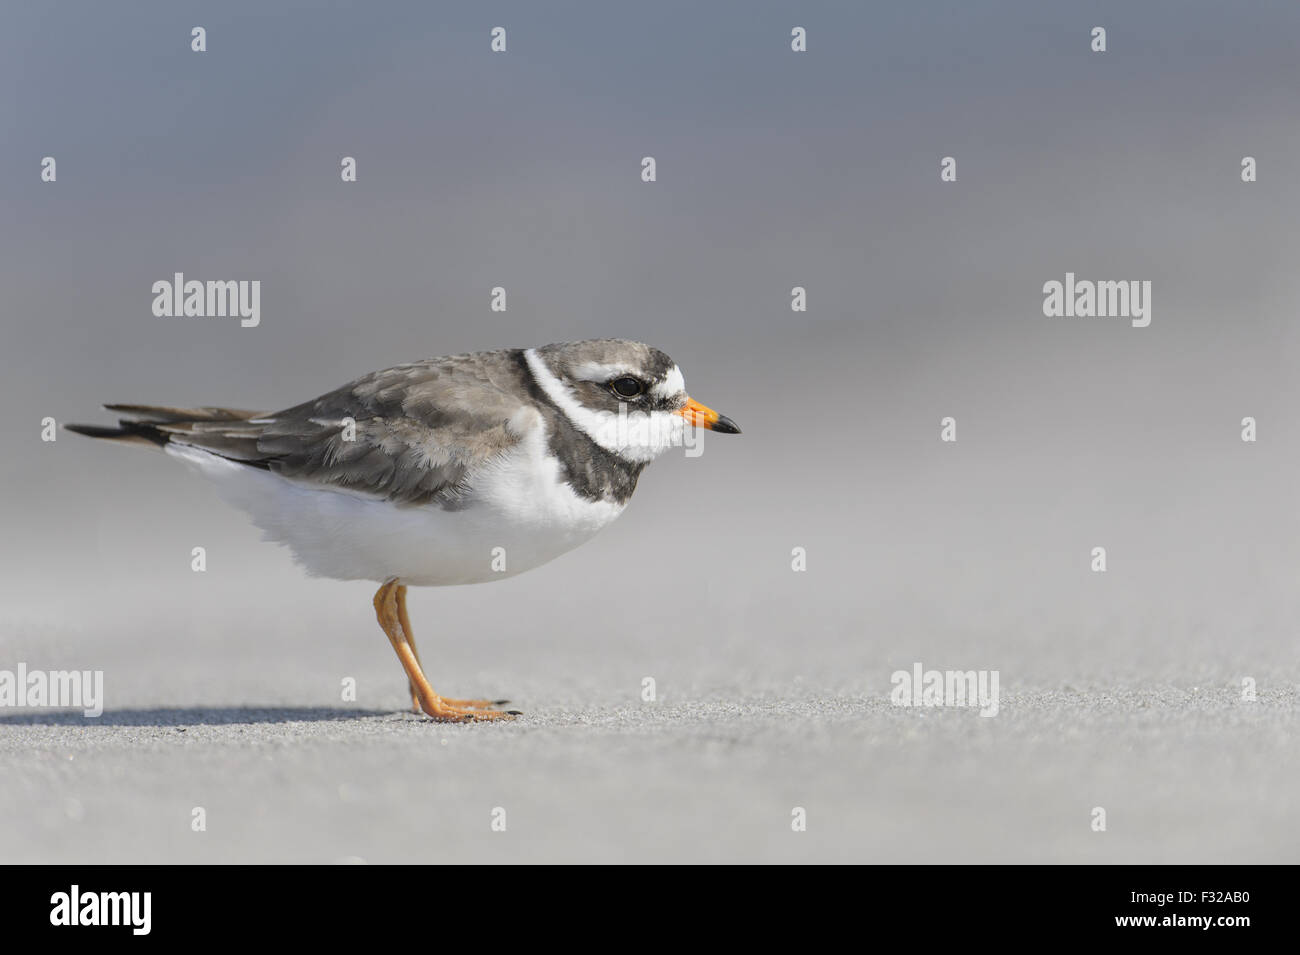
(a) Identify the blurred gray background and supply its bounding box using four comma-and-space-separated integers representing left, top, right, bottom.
2, 0, 1298, 863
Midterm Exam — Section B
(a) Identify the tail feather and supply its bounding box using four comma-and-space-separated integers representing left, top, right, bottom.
66, 404, 264, 449
64, 420, 171, 447
103, 404, 261, 423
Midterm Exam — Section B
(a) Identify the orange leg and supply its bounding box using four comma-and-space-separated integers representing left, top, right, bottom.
394, 584, 509, 711
376, 581, 516, 722
394, 584, 426, 712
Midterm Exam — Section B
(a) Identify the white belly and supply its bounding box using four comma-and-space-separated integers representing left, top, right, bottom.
164, 425, 626, 586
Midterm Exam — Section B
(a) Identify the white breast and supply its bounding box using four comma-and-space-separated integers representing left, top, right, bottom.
164, 413, 626, 586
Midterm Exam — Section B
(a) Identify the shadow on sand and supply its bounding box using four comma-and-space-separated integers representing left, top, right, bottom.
0, 706, 401, 727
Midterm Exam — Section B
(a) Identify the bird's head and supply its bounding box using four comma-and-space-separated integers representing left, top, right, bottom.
525, 339, 740, 462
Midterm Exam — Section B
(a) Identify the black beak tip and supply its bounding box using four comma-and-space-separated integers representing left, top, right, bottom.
712, 414, 741, 435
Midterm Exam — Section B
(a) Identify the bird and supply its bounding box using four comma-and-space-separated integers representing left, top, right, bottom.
67, 339, 740, 722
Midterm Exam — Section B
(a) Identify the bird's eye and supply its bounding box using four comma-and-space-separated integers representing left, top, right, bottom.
610, 376, 643, 398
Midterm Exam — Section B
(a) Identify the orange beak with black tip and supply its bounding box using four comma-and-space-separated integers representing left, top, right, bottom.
677, 397, 741, 434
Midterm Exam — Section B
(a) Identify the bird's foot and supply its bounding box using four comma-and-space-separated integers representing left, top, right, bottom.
442, 696, 511, 709
409, 680, 508, 714
416, 693, 520, 722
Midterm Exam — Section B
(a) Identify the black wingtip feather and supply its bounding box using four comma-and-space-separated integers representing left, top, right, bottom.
64, 421, 170, 447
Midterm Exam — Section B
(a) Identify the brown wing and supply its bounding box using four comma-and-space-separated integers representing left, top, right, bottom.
75, 352, 532, 507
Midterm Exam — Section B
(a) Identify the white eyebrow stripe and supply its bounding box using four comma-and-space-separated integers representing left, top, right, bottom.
571, 361, 634, 383
651, 365, 685, 399
571, 362, 685, 400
